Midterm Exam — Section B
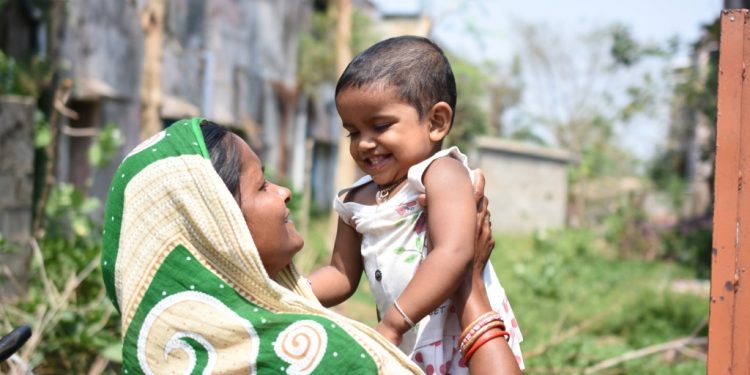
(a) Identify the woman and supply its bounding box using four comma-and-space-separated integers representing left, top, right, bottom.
101, 118, 519, 374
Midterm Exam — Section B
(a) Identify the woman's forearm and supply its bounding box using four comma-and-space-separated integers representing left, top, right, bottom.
455, 278, 522, 374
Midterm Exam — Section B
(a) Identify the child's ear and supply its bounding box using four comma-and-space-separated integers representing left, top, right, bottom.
428, 101, 452, 142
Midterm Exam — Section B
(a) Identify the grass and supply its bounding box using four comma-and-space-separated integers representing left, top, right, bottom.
296, 217, 709, 374
496, 231, 707, 374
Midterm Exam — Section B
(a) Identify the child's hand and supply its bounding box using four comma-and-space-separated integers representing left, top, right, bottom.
375, 321, 403, 346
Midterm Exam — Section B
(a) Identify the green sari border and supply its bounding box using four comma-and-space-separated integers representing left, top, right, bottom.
190, 118, 210, 159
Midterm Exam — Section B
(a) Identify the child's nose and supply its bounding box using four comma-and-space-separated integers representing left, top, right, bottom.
358, 134, 377, 151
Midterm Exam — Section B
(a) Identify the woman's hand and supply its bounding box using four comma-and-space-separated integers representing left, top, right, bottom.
452, 172, 522, 374
471, 170, 494, 277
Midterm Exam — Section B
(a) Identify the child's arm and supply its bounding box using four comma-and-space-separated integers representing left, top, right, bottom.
376, 157, 476, 344
308, 217, 364, 307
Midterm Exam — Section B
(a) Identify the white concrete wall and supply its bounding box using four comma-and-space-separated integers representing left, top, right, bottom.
473, 137, 574, 234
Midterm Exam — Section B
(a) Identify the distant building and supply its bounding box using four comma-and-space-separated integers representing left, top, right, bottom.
359, 0, 431, 38
473, 137, 574, 233
60, 1, 310, 204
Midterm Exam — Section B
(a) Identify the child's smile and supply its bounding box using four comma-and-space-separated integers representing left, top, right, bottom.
336, 85, 441, 186
364, 154, 393, 171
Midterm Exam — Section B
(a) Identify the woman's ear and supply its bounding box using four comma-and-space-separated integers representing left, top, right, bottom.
428, 101, 453, 143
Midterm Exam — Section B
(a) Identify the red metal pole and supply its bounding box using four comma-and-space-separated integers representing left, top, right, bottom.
708, 9, 750, 375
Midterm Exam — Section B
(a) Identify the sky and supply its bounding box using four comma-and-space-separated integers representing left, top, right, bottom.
429, 0, 722, 64
370, 0, 724, 160
373, 0, 722, 63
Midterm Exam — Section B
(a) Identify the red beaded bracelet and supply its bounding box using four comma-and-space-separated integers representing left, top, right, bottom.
461, 329, 510, 365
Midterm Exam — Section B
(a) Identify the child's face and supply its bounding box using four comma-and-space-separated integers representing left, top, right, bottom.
336, 85, 440, 186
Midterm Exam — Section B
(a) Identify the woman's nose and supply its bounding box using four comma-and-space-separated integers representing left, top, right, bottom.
274, 183, 291, 204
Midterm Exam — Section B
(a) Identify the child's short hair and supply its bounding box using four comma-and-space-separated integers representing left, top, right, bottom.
335, 35, 457, 126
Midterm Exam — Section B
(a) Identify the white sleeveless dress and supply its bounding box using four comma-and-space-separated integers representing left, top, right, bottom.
334, 147, 525, 372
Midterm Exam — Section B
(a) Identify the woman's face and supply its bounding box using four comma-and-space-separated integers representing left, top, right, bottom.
233, 135, 304, 277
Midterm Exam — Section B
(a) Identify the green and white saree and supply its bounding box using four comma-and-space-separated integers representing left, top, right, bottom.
101, 118, 421, 374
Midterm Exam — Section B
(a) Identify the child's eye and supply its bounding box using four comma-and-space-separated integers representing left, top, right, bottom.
374, 123, 391, 132
260, 180, 268, 191
346, 130, 359, 138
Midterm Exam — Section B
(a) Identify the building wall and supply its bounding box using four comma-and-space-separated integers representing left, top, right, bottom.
65, 0, 143, 104
61, 0, 144, 204
376, 15, 431, 38
58, 0, 311, 204
0, 95, 35, 301
473, 137, 572, 234
161, 0, 310, 176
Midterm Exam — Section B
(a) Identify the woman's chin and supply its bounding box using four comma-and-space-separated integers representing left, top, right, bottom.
286, 222, 304, 250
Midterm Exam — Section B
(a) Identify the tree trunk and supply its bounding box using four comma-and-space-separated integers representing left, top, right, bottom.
327, 0, 356, 245
139, 0, 166, 140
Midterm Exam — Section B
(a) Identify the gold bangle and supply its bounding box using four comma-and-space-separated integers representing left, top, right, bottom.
460, 320, 505, 356
459, 311, 497, 343
393, 300, 415, 328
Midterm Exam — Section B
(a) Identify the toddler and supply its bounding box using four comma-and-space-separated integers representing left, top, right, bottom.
309, 36, 524, 372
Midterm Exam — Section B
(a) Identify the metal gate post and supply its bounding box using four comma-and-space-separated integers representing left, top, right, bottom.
709, 9, 750, 375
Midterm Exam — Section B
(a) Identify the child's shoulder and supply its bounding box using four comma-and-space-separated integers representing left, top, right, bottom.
412, 147, 472, 190
411, 146, 468, 174
422, 156, 471, 184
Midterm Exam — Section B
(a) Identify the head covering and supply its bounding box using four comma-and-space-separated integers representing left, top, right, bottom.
101, 118, 421, 374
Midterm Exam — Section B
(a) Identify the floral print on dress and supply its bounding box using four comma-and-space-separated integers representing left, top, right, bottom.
396, 200, 420, 216
393, 246, 422, 264
393, 211, 429, 264
414, 211, 427, 234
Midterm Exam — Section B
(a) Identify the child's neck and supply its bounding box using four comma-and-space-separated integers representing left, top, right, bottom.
372, 147, 444, 202
375, 175, 408, 202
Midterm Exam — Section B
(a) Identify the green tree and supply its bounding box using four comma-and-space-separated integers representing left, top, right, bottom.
297, 3, 377, 98
444, 51, 490, 150
512, 22, 675, 228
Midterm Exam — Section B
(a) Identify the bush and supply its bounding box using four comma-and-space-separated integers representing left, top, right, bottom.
1, 121, 123, 374
2, 184, 121, 374
659, 223, 712, 279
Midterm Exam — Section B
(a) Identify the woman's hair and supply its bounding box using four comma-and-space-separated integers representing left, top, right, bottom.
201, 121, 241, 196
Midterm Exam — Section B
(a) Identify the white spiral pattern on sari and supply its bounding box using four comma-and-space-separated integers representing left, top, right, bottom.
163, 332, 216, 375
137, 291, 259, 374
273, 320, 328, 375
